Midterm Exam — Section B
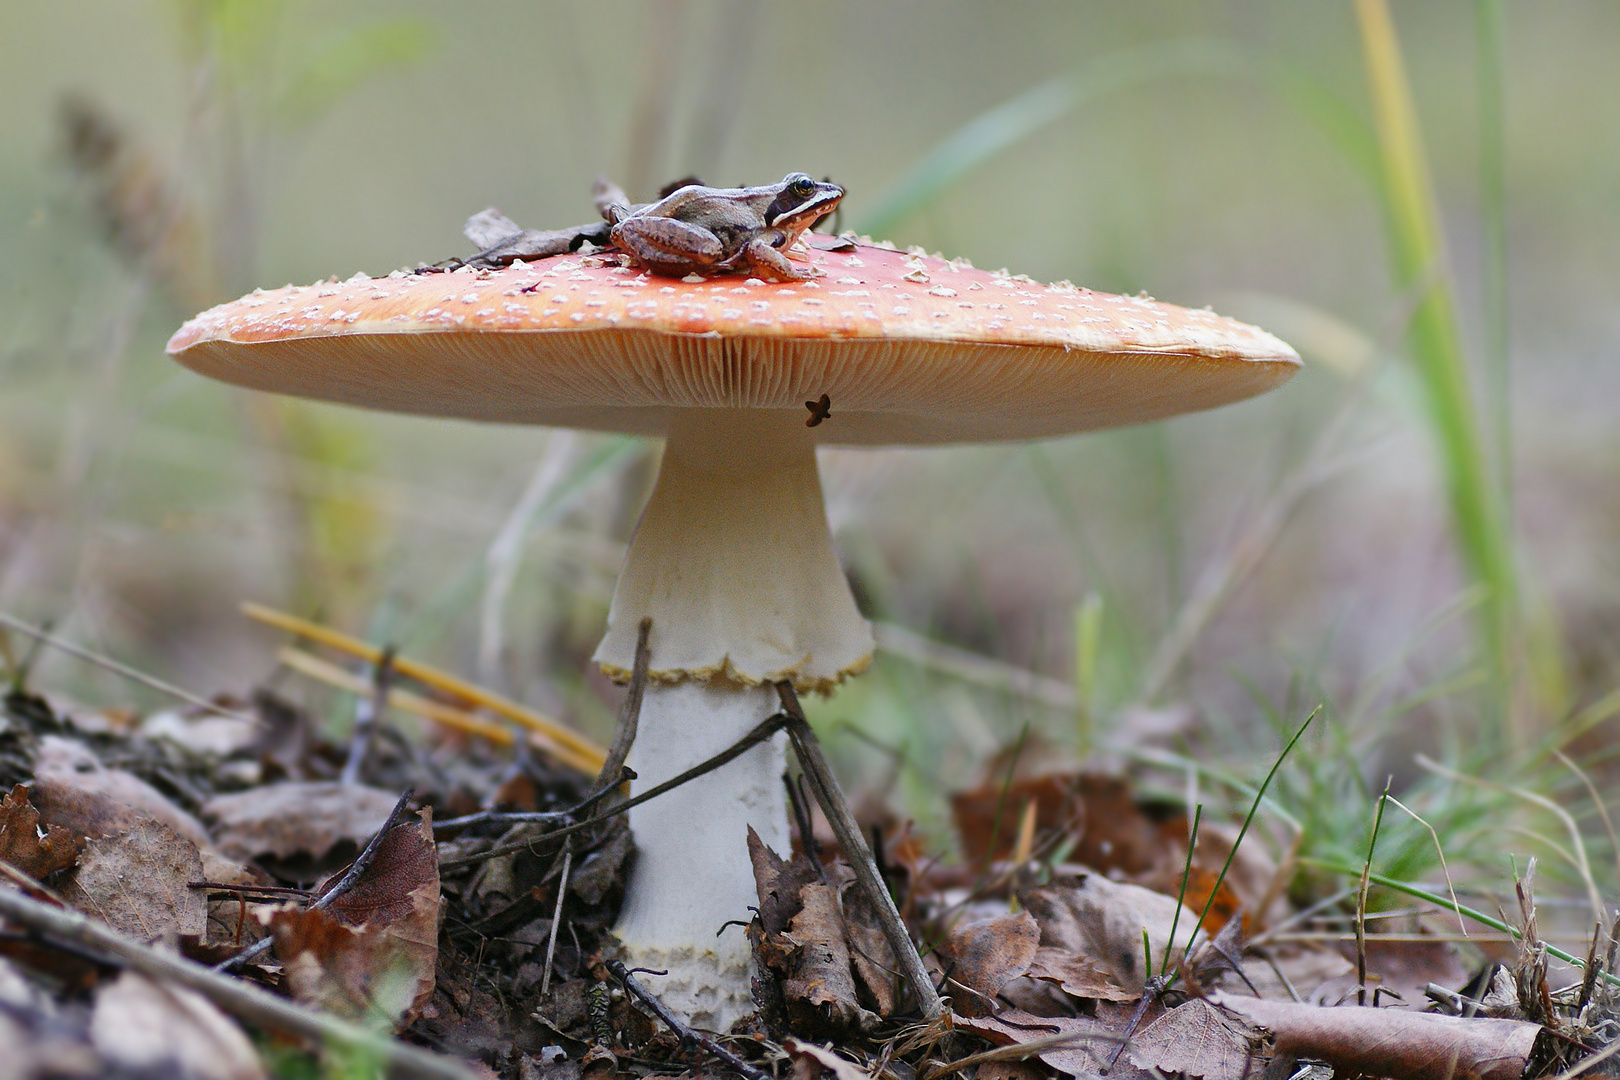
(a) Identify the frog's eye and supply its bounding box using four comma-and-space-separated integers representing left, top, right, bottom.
788, 174, 816, 197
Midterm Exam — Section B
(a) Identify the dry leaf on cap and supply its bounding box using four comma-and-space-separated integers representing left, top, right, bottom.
1019, 875, 1199, 994
936, 910, 1039, 1016
1124, 998, 1265, 1080
32, 737, 211, 846
1212, 991, 1540, 1080
270, 808, 439, 1027
203, 780, 399, 865
90, 970, 265, 1080
0, 783, 82, 879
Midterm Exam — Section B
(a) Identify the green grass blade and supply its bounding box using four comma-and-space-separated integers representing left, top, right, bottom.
1356, 0, 1518, 734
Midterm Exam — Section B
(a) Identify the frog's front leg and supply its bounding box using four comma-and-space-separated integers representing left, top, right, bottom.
730, 234, 820, 282
611, 218, 724, 275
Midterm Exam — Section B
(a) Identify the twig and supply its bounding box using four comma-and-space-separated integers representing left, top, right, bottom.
0, 877, 477, 1080
341, 645, 396, 787
243, 601, 606, 770
433, 777, 626, 835
215, 788, 416, 972
540, 840, 572, 997
0, 611, 252, 721
607, 959, 770, 1080
593, 617, 651, 797
774, 681, 944, 1020
439, 715, 786, 870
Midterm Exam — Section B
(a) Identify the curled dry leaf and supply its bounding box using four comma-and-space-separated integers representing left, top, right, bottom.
1212, 991, 1540, 1080
784, 882, 882, 1036
0, 784, 82, 879
749, 827, 896, 1035
1019, 875, 1199, 994
937, 910, 1039, 1016
204, 780, 399, 866
1026, 946, 1136, 1003
90, 970, 265, 1080
1124, 998, 1265, 1080
270, 808, 439, 1028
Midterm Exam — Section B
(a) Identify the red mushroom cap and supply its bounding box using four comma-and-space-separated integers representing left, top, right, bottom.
168, 242, 1299, 445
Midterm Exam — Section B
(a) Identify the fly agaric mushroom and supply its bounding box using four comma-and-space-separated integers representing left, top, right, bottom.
168, 241, 1299, 1029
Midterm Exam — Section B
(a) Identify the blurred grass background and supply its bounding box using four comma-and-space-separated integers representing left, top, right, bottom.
3, 1, 1620, 899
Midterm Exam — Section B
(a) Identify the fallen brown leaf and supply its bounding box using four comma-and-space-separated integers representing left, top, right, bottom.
1213, 991, 1540, 1080
58, 814, 207, 942
270, 808, 440, 1027
32, 736, 210, 846
1019, 875, 1198, 993
783, 881, 880, 1036
204, 780, 400, 868
1026, 946, 1136, 1003
937, 911, 1040, 1016
0, 783, 82, 879
952, 1006, 1117, 1078
1125, 998, 1264, 1080
786, 1038, 874, 1080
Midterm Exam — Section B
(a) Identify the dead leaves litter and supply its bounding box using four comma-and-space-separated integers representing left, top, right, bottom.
269, 807, 440, 1028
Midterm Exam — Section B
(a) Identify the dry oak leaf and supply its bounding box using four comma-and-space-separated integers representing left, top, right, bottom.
1212, 991, 1540, 1080
90, 969, 265, 1080
0, 784, 82, 879
937, 910, 1040, 1016
1125, 998, 1265, 1080
270, 808, 439, 1027
1019, 875, 1199, 994
204, 780, 399, 865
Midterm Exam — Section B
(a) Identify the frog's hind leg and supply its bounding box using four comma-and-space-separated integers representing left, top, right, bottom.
611, 218, 724, 276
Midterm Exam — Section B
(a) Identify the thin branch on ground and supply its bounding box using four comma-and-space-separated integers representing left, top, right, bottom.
540, 840, 572, 997
0, 611, 253, 721
607, 960, 770, 1080
215, 788, 416, 972
775, 680, 945, 1021
438, 714, 787, 870
592, 617, 650, 797
0, 869, 477, 1080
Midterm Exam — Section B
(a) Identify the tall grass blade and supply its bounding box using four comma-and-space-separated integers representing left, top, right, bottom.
1355, 0, 1518, 740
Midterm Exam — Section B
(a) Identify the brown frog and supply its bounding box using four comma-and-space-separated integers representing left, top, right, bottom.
601, 173, 844, 281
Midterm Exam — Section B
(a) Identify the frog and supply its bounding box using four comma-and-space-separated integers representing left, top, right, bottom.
600, 173, 844, 282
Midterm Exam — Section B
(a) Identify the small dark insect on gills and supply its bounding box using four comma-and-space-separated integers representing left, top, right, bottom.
805, 393, 831, 427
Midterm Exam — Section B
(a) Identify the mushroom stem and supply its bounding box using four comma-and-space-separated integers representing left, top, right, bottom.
593, 409, 874, 689
596, 408, 875, 1029
612, 679, 787, 1031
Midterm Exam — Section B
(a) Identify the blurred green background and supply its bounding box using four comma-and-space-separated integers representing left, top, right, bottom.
3, 2, 1619, 886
